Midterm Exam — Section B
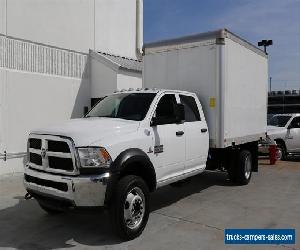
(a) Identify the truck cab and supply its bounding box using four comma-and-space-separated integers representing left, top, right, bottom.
24, 89, 209, 240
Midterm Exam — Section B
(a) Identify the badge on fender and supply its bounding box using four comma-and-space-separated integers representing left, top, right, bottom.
154, 145, 164, 154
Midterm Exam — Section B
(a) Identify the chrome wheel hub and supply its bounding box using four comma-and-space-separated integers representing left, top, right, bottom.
277, 148, 283, 160
244, 155, 252, 180
124, 187, 145, 230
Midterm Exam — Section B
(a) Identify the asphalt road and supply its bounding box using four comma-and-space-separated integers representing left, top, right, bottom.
0, 158, 299, 250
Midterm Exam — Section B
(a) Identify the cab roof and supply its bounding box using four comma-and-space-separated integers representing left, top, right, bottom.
113, 88, 195, 96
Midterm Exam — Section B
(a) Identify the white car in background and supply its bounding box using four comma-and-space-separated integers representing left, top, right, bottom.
267, 114, 300, 160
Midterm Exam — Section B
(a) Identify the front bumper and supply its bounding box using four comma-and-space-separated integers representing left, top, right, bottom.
24, 167, 110, 207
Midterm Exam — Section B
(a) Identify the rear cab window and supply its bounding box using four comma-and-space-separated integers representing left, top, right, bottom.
179, 95, 201, 122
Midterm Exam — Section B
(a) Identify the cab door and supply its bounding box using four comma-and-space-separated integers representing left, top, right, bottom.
179, 94, 209, 173
286, 117, 300, 152
150, 93, 186, 183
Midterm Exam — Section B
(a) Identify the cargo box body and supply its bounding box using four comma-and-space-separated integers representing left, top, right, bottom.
143, 29, 268, 149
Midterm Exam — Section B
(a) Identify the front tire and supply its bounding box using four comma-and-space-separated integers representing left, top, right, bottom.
109, 175, 150, 240
276, 143, 287, 161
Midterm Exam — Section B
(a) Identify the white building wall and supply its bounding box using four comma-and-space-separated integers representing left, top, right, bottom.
117, 70, 142, 90
0, 70, 7, 157
95, 0, 139, 59
6, 0, 94, 53
90, 57, 117, 98
0, 68, 90, 173
4, 0, 142, 57
0, 0, 143, 174
0, 0, 6, 34
0, 34, 91, 174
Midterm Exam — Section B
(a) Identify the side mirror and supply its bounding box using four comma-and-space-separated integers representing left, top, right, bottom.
176, 104, 185, 124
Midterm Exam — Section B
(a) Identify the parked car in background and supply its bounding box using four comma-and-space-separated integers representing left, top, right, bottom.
267, 114, 300, 160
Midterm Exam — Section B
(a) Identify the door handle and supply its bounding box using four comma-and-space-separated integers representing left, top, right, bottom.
176, 131, 184, 136
201, 128, 208, 133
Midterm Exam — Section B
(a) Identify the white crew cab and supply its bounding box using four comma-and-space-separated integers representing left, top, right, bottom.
24, 30, 268, 240
25, 89, 257, 240
24, 89, 211, 239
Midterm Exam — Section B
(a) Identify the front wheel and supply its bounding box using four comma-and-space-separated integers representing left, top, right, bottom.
109, 175, 150, 240
276, 144, 287, 161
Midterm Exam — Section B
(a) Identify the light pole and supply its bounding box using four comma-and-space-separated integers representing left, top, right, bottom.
258, 40, 273, 54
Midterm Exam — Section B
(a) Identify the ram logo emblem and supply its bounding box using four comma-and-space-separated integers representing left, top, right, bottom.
41, 148, 47, 159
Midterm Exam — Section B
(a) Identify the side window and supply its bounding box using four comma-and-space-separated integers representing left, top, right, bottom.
290, 117, 300, 128
180, 95, 201, 122
155, 94, 178, 125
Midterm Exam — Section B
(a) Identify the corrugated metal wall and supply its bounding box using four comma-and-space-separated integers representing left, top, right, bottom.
0, 34, 87, 79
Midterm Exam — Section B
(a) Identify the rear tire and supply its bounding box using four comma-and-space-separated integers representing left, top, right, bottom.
109, 175, 150, 240
228, 150, 252, 185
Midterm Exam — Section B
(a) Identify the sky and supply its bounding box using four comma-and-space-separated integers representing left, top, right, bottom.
144, 0, 300, 91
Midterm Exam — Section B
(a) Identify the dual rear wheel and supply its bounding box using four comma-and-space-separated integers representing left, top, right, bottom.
228, 150, 253, 185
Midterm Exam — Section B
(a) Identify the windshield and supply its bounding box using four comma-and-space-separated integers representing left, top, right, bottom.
86, 93, 156, 121
268, 115, 291, 127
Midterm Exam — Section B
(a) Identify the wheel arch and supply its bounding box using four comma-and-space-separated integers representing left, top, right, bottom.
105, 148, 157, 206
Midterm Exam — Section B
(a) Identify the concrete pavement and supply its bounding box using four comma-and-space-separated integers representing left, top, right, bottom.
0, 159, 299, 250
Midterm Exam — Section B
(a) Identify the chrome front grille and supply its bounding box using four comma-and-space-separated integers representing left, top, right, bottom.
27, 134, 78, 175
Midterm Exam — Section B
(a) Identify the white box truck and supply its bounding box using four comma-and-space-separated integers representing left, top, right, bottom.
144, 28, 268, 174
144, 29, 268, 149
23, 29, 268, 240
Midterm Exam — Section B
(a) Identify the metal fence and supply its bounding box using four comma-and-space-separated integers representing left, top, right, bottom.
268, 91, 300, 114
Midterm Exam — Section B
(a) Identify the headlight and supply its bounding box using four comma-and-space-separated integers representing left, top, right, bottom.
77, 147, 112, 168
